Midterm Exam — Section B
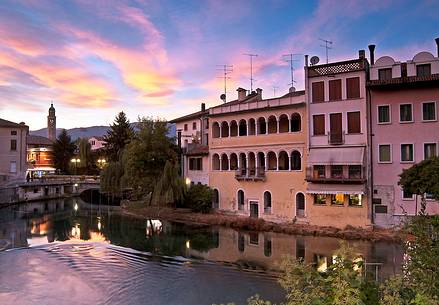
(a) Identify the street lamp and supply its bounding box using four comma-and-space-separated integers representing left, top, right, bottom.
97, 158, 107, 169
70, 158, 80, 175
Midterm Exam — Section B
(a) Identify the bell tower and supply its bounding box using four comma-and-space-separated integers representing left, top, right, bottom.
47, 103, 56, 141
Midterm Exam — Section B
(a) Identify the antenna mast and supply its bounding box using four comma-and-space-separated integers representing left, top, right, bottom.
282, 53, 301, 87
272, 86, 279, 97
319, 38, 333, 64
216, 64, 233, 102
243, 53, 258, 92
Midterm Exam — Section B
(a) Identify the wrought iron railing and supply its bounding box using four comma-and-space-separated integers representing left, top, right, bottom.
235, 166, 266, 181
305, 166, 365, 183
327, 131, 345, 145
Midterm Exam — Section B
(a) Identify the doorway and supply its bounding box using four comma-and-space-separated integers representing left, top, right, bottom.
249, 201, 259, 218
296, 193, 305, 218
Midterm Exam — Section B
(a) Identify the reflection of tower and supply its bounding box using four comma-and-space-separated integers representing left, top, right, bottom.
47, 103, 56, 141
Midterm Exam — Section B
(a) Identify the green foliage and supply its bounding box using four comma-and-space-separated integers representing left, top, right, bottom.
100, 158, 124, 195
151, 161, 186, 206
77, 138, 92, 171
122, 117, 177, 197
184, 184, 214, 213
103, 111, 134, 162
52, 129, 76, 174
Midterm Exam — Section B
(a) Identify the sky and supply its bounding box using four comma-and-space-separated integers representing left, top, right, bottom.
0, 0, 438, 130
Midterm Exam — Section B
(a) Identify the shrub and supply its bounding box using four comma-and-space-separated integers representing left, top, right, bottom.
184, 184, 214, 213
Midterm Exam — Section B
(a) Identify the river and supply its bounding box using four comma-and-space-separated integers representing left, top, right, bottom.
0, 197, 403, 305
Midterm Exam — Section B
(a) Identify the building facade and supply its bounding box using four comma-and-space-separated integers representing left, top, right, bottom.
0, 119, 29, 184
88, 136, 106, 151
304, 51, 371, 228
368, 39, 439, 227
27, 135, 55, 177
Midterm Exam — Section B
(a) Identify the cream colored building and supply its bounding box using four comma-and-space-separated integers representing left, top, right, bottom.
0, 118, 29, 184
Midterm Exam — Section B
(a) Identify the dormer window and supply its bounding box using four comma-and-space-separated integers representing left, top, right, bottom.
416, 64, 431, 77
378, 68, 392, 81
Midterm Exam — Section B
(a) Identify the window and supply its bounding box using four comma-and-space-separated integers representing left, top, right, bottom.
238, 233, 245, 252
378, 68, 392, 81
184, 124, 188, 131
348, 165, 362, 179
378, 105, 391, 124
291, 113, 301, 132
192, 122, 197, 130
264, 191, 272, 214
422, 102, 436, 121
379, 145, 391, 163
399, 104, 413, 122
347, 112, 361, 134
10, 130, 17, 135
237, 190, 245, 210
401, 144, 414, 162
212, 189, 219, 209
314, 194, 326, 205
313, 165, 325, 178
402, 189, 414, 200
312, 81, 324, 103
264, 236, 272, 257
249, 232, 259, 245
424, 143, 437, 159
189, 157, 202, 170
331, 194, 344, 205
291, 151, 301, 170
9, 161, 17, 173
313, 115, 325, 136
346, 77, 360, 99
10, 139, 17, 151
416, 64, 431, 77
349, 194, 362, 206
329, 79, 342, 101
331, 165, 343, 179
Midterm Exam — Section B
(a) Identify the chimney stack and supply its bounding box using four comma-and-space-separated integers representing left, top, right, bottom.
359, 49, 365, 60
201, 102, 205, 112
368, 44, 376, 65
435, 38, 439, 57
304, 55, 309, 67
237, 87, 247, 101
256, 88, 262, 98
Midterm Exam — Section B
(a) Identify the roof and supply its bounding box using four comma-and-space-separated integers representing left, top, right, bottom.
0, 118, 28, 128
27, 135, 53, 146
169, 109, 209, 124
185, 144, 209, 156
89, 136, 105, 141
367, 74, 439, 89
307, 58, 367, 78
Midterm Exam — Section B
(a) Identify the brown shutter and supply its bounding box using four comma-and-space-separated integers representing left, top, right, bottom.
313, 115, 325, 135
347, 112, 361, 133
346, 77, 360, 99
329, 79, 342, 101
312, 81, 324, 103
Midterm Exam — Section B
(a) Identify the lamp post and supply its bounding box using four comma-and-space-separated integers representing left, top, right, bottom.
70, 158, 80, 175
97, 158, 107, 169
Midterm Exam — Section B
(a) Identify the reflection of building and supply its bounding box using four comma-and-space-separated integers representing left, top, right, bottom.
368, 40, 439, 227
0, 118, 29, 184
88, 136, 106, 151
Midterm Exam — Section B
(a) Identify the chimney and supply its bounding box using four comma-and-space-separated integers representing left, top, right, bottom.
237, 87, 247, 101
359, 49, 365, 60
435, 38, 439, 57
368, 44, 376, 65
201, 102, 205, 112
256, 88, 262, 98
305, 55, 309, 67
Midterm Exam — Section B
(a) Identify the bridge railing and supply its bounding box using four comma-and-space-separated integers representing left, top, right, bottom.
42, 175, 100, 183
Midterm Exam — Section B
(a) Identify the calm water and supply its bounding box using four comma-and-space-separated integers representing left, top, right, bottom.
0, 198, 403, 305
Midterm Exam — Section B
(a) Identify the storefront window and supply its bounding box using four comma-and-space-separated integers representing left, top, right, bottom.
348, 194, 362, 206
331, 194, 344, 205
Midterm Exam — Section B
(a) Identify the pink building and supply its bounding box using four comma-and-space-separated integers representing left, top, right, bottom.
368, 39, 439, 227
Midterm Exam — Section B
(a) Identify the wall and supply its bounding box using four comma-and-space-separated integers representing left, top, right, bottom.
0, 125, 28, 182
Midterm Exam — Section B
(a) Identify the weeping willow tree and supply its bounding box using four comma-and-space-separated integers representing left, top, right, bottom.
151, 161, 186, 207
77, 138, 92, 172
100, 158, 124, 196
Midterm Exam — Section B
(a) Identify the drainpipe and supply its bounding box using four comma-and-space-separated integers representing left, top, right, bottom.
435, 38, 439, 57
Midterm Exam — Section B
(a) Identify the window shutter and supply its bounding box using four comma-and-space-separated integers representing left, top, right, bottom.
312, 82, 324, 103
313, 115, 325, 135
347, 112, 361, 133
329, 79, 342, 101
346, 77, 360, 99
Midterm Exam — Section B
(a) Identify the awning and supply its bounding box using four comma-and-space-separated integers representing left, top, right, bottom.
306, 184, 365, 195
308, 147, 364, 165
27, 167, 56, 171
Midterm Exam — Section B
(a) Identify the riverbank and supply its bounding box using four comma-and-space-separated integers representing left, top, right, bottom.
122, 201, 404, 243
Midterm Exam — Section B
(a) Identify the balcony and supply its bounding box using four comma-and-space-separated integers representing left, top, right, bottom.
235, 167, 266, 181
185, 143, 209, 156
305, 165, 365, 184
328, 131, 345, 145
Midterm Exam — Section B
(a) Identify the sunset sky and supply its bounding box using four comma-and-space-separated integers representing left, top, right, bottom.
0, 0, 438, 130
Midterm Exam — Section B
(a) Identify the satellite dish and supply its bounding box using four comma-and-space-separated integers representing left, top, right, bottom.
220, 94, 226, 102
310, 56, 320, 65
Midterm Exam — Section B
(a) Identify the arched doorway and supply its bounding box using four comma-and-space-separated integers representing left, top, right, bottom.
296, 192, 305, 217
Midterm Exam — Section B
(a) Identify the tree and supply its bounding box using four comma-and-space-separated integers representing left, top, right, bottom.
100, 158, 124, 195
184, 184, 214, 213
122, 117, 177, 197
77, 138, 92, 173
103, 111, 134, 162
151, 161, 186, 207
52, 129, 76, 174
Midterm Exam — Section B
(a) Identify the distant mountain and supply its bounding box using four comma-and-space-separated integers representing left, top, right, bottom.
30, 123, 177, 141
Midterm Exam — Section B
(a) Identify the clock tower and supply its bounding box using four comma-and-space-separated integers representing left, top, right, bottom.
47, 103, 56, 141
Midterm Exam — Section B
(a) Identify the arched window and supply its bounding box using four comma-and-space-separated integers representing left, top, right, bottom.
239, 119, 247, 136
291, 113, 301, 132
257, 117, 266, 135
230, 120, 238, 137
212, 189, 219, 209
268, 115, 277, 134
221, 153, 229, 170
221, 121, 229, 137
267, 151, 277, 170
279, 114, 289, 133
291, 150, 301, 170
212, 122, 220, 138
248, 152, 256, 176
257, 152, 265, 171
212, 154, 220, 170
248, 118, 256, 135
237, 190, 245, 210
264, 191, 272, 214
278, 151, 289, 170
296, 192, 305, 217
230, 153, 238, 170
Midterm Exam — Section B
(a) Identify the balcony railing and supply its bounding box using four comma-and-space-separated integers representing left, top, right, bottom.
305, 166, 365, 184
235, 166, 266, 181
328, 131, 345, 145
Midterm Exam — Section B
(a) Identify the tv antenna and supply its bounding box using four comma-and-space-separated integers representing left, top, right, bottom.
243, 53, 258, 92
282, 53, 302, 86
272, 86, 279, 97
216, 64, 233, 102
319, 38, 333, 64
